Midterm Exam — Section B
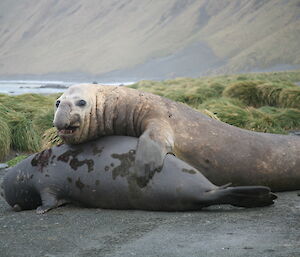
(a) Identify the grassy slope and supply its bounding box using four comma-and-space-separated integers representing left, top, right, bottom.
0, 0, 299, 77
129, 70, 300, 134
1, 70, 300, 163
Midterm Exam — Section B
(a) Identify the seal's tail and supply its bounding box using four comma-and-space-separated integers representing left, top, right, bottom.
215, 185, 277, 208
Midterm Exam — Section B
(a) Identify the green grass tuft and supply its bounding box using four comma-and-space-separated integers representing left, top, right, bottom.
259, 106, 300, 130
223, 80, 299, 109
223, 81, 262, 106
0, 117, 11, 160
33, 109, 55, 134
6, 155, 28, 167
9, 116, 41, 152
0, 94, 59, 159
278, 88, 300, 109
244, 108, 286, 134
199, 98, 250, 127
0, 93, 56, 117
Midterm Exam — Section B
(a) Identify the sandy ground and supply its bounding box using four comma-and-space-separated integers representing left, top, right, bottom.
0, 168, 299, 257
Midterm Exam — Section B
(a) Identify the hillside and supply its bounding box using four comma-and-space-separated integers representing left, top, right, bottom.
0, 0, 299, 80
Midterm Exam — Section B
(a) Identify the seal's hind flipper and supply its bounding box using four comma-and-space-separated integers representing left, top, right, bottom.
12, 204, 22, 212
218, 186, 277, 208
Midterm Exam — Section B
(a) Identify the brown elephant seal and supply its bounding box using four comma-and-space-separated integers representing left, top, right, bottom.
53, 84, 300, 191
1, 136, 276, 214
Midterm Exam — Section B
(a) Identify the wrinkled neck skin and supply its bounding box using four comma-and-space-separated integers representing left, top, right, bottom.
96, 86, 152, 137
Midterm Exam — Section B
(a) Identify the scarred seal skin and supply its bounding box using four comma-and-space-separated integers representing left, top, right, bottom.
1, 136, 276, 214
53, 84, 300, 191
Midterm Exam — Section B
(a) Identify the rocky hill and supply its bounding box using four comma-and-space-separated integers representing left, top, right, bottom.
0, 0, 299, 80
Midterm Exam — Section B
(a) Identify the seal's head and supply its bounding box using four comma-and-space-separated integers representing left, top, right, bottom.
53, 84, 101, 144
1, 167, 41, 211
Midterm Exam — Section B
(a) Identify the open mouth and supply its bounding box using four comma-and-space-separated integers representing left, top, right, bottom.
58, 126, 79, 135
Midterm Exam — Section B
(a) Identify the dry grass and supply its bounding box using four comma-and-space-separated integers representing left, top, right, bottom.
0, 94, 60, 161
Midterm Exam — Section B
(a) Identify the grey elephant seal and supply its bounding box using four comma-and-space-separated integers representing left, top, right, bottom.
53, 84, 300, 191
1, 136, 276, 214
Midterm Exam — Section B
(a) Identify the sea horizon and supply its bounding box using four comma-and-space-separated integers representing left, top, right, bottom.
0, 80, 136, 95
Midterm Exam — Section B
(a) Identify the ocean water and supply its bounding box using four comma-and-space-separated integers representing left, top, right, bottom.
0, 80, 135, 95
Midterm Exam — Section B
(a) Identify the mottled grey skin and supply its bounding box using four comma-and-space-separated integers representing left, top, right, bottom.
53, 84, 300, 191
1, 136, 276, 214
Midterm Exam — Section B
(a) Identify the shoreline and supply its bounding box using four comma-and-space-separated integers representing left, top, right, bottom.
0, 80, 136, 95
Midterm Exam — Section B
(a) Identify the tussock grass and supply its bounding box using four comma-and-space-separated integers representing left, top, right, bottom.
130, 78, 225, 106
278, 88, 300, 109
255, 83, 284, 106
130, 70, 300, 93
244, 108, 285, 134
0, 94, 56, 118
199, 98, 249, 127
198, 99, 286, 134
223, 81, 296, 107
199, 99, 300, 134
10, 117, 41, 152
259, 106, 300, 130
0, 117, 11, 160
33, 109, 55, 134
0, 94, 59, 160
0, 102, 42, 153
223, 81, 263, 106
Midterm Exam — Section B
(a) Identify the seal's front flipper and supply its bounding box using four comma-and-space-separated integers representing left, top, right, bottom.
135, 132, 165, 183
134, 137, 165, 187
36, 190, 67, 214
135, 122, 174, 187
208, 186, 277, 208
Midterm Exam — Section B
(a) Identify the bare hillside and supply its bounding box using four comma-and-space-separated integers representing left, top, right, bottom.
0, 0, 299, 80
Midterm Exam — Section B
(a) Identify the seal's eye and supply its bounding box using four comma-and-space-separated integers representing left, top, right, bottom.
56, 100, 60, 108
77, 100, 87, 107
